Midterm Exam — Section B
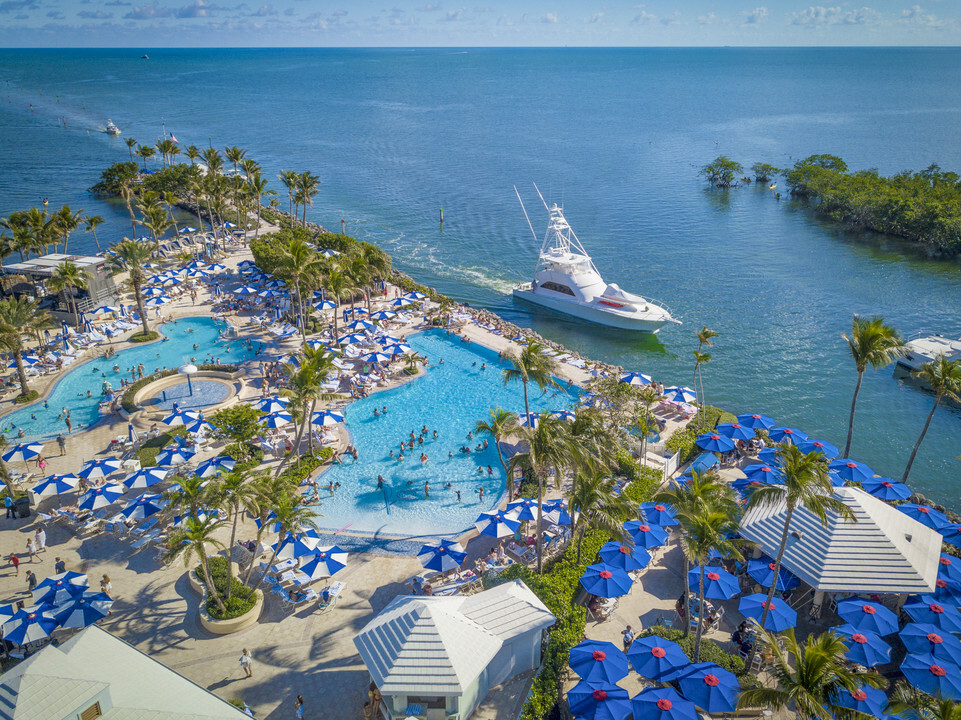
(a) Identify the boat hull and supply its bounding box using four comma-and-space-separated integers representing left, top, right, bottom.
512, 288, 671, 333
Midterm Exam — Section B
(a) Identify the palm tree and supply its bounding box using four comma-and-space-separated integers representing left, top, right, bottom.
475, 409, 518, 500
245, 493, 319, 600
888, 679, 961, 720
247, 173, 270, 236
568, 472, 633, 562
83, 215, 104, 252
356, 243, 392, 313
508, 414, 577, 573
502, 341, 560, 431
738, 628, 886, 719
902, 355, 961, 483
240, 474, 286, 587
24, 208, 53, 255
163, 515, 228, 614
162, 192, 182, 239
274, 238, 325, 341
135, 145, 155, 172
323, 263, 357, 337
108, 238, 158, 336
48, 260, 88, 327
0, 231, 12, 268
224, 146, 246, 176
215, 469, 263, 600
694, 326, 718, 426
745, 443, 855, 667
118, 178, 139, 239
278, 170, 298, 222
275, 349, 338, 477
51, 205, 83, 254
842, 315, 905, 457
125, 137, 138, 163
0, 297, 53, 397
185, 145, 200, 166
296, 171, 321, 226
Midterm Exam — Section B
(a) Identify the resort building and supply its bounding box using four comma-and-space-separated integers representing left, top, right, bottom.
0, 625, 251, 720
1, 253, 118, 320
353, 580, 555, 720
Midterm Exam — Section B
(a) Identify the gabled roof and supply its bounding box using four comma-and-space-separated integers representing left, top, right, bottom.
739, 486, 940, 594
0, 626, 249, 720
354, 580, 555, 696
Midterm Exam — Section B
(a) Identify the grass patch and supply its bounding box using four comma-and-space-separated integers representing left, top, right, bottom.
194, 556, 257, 620
13, 390, 38, 404
129, 330, 160, 343
134, 426, 187, 467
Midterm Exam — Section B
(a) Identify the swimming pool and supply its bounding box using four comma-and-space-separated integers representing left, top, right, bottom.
1, 316, 258, 441
311, 329, 581, 537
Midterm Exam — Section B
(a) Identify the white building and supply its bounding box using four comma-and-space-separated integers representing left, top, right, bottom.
0, 625, 250, 720
354, 579, 555, 720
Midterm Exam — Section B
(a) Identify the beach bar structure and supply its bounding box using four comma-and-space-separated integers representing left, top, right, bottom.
1, 253, 118, 320
354, 580, 555, 720
740, 485, 941, 613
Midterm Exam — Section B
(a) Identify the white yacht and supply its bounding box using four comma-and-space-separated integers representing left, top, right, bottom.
104, 119, 121, 136
511, 187, 680, 333
894, 334, 961, 375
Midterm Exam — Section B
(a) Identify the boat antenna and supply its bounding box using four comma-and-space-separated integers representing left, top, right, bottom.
514, 185, 538, 243
532, 182, 549, 212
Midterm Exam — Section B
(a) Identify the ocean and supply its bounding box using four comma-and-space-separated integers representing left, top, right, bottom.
1, 47, 960, 507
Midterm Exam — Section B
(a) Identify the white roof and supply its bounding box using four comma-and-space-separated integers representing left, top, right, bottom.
740, 486, 941, 594
0, 626, 249, 720
353, 580, 554, 696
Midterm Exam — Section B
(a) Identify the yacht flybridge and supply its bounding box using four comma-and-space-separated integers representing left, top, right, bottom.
512, 186, 680, 333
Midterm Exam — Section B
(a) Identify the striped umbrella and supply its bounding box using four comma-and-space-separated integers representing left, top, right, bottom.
311, 410, 344, 427
78, 457, 122, 479
122, 466, 168, 489
120, 493, 166, 520
154, 447, 195, 466
31, 473, 80, 498
194, 456, 236, 478
78, 484, 124, 511
1, 606, 60, 645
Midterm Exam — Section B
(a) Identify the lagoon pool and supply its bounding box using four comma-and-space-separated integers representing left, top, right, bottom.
1, 316, 258, 441
312, 330, 581, 537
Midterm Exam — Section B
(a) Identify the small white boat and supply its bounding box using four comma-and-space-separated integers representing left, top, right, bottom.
895, 334, 961, 374
104, 119, 121, 136
511, 185, 680, 334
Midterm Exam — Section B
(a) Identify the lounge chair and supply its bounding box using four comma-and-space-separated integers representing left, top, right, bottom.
316, 581, 345, 613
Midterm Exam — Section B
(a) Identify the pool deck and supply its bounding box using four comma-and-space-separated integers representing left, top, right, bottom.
0, 230, 692, 720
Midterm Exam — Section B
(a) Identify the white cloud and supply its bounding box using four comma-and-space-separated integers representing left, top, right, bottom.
589, 12, 603, 23
697, 12, 717, 25
660, 10, 679, 25
742, 6, 768, 25
442, 8, 463, 20
417, 3, 440, 10
538, 12, 558, 23
790, 6, 879, 26
78, 8, 113, 17
631, 9, 656, 24
900, 4, 954, 28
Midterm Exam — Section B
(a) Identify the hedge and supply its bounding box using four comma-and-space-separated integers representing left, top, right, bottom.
128, 330, 160, 343
665, 406, 737, 464
13, 390, 38, 404
622, 465, 662, 503
119, 364, 236, 414
194, 556, 257, 620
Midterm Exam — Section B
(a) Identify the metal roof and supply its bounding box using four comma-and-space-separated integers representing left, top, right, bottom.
2, 253, 106, 277
739, 485, 941, 594
353, 580, 555, 696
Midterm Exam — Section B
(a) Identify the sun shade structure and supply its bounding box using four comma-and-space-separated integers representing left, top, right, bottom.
354, 580, 554, 720
739, 486, 940, 594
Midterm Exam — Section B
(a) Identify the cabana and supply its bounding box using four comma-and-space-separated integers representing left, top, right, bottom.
354, 580, 555, 720
739, 486, 941, 615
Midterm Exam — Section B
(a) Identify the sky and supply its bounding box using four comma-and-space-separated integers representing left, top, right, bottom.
0, 0, 957, 46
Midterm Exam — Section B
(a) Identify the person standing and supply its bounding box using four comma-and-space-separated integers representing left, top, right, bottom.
34, 526, 46, 554
622, 624, 635, 651
100, 574, 112, 598
8, 552, 19, 577
3, 494, 12, 519
26, 569, 37, 593
25, 538, 37, 562
368, 683, 382, 718
294, 695, 305, 719
239, 648, 253, 678
54, 557, 66, 574
57, 434, 66, 455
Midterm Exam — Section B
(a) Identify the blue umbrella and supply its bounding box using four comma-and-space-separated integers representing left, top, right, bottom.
233, 285, 259, 295
338, 333, 367, 345
313, 299, 336, 310
543, 500, 573, 526
194, 456, 236, 478
303, 546, 349, 577
53, 591, 113, 629
900, 624, 961, 664
732, 477, 770, 496
837, 598, 900, 636
631, 687, 698, 720
122, 466, 168, 489
474, 511, 521, 538
569, 640, 630, 684
404, 291, 427, 300
640, 502, 678, 527
361, 351, 392, 364
757, 447, 780, 465
940, 555, 961, 585
715, 423, 756, 441
898, 504, 951, 531
598, 541, 651, 572
78, 484, 124, 510
743, 464, 783, 482
262, 411, 292, 428
901, 653, 961, 700
663, 386, 697, 404
120, 492, 166, 520
696, 433, 736, 453
384, 343, 413, 356
507, 498, 541, 522
904, 595, 961, 632
311, 409, 345, 426
619, 371, 653, 386
832, 624, 892, 667
690, 453, 719, 474
31, 473, 80, 498
2, 441, 44, 464
184, 418, 215, 434
768, 427, 808, 444
626, 635, 690, 681
1, 606, 60, 645
624, 521, 669, 549
417, 540, 467, 572
688, 566, 740, 600
739, 593, 797, 631
347, 319, 375, 331
162, 408, 201, 427
34, 571, 87, 597
796, 439, 840, 459
674, 662, 740, 713
144, 295, 171, 306
274, 534, 320, 561
33, 578, 86, 606
746, 556, 800, 591
567, 681, 632, 720
78, 457, 122, 479
939, 525, 961, 550
862, 477, 912, 501
832, 684, 889, 718
155, 446, 195, 465
375, 335, 404, 346
580, 564, 634, 598
736, 413, 775, 430
828, 458, 875, 484
369, 310, 396, 321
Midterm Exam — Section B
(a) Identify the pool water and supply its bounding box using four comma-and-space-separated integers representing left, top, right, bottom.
1, 316, 258, 441
145, 380, 231, 412
312, 329, 581, 537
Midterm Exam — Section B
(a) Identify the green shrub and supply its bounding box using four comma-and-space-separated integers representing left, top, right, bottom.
225, 442, 264, 471
134, 426, 187, 467
128, 330, 160, 343
89, 161, 139, 195
13, 390, 39, 404
622, 466, 661, 504
277, 450, 325, 486
120, 369, 178, 413
665, 406, 736, 464
194, 556, 256, 620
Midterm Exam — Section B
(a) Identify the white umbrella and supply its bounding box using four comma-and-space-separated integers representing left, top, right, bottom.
122, 466, 168, 489
311, 410, 344, 427
78, 457, 122, 479
144, 296, 171, 307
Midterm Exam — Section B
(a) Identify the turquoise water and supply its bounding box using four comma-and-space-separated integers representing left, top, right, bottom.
145, 379, 231, 412
313, 330, 580, 537
1, 48, 961, 505
0, 316, 256, 441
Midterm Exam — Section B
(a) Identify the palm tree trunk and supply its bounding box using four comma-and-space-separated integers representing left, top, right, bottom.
246, 544, 279, 600
295, 279, 306, 342
275, 410, 308, 478
226, 500, 239, 600
0, 463, 17, 499
307, 399, 317, 454
694, 564, 706, 661
682, 556, 692, 637
13, 350, 30, 395
844, 370, 865, 458
495, 439, 511, 501
522, 381, 546, 575
91, 228, 101, 252
747, 504, 795, 669
200, 551, 227, 613
241, 527, 265, 586
133, 281, 150, 335
576, 524, 585, 564
693, 365, 701, 428
902, 398, 940, 483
